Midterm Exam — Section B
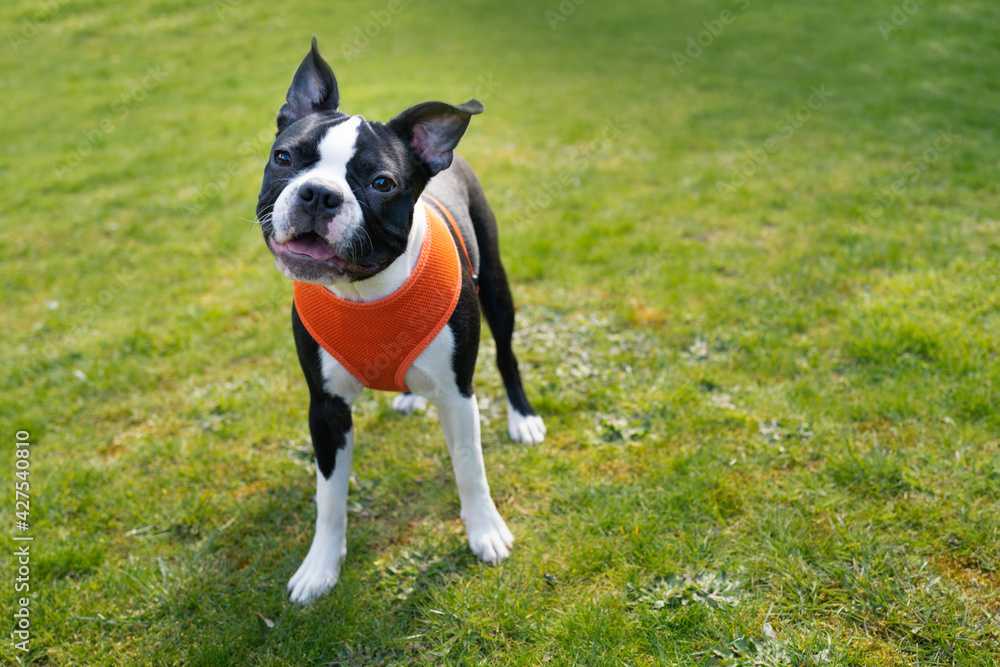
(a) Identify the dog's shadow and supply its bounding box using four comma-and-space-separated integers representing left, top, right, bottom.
158, 461, 499, 663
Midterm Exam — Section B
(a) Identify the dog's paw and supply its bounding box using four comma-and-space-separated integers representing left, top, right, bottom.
287, 540, 346, 605
463, 506, 514, 563
507, 401, 547, 445
392, 392, 428, 415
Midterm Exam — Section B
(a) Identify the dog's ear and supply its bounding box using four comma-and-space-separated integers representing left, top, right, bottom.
388, 99, 484, 177
277, 37, 340, 130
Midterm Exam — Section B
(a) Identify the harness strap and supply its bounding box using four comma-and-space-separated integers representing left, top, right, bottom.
422, 193, 477, 290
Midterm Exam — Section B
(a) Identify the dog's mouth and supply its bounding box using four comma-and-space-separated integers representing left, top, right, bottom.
268, 232, 386, 279
284, 231, 337, 261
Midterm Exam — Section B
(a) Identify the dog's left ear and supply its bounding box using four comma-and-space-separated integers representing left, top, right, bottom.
388, 99, 484, 177
277, 37, 340, 130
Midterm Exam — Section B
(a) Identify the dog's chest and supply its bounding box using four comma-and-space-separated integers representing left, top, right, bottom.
295, 203, 463, 392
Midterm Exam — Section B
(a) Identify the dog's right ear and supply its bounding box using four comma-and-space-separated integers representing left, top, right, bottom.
277, 37, 340, 131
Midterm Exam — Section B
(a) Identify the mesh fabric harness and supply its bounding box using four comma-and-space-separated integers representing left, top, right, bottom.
292, 199, 470, 393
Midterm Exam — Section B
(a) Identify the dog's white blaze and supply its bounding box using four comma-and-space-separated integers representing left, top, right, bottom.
316, 115, 362, 179
308, 115, 365, 244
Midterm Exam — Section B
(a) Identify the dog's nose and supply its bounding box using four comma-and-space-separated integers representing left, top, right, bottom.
298, 182, 344, 218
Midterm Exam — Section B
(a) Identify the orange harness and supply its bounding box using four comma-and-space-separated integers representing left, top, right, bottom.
293, 198, 473, 393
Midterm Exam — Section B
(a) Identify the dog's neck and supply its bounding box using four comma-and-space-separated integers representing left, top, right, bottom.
323, 201, 428, 303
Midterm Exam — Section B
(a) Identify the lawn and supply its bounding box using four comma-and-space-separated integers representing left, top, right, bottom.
2, 0, 999, 664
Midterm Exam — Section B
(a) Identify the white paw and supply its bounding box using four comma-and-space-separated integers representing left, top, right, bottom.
287, 538, 346, 604
507, 402, 546, 445
463, 505, 514, 563
392, 393, 428, 415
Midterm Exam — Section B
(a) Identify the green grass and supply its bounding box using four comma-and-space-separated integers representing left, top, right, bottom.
3, 0, 1000, 664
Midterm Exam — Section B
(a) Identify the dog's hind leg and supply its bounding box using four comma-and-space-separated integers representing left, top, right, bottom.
392, 392, 428, 414
465, 180, 546, 445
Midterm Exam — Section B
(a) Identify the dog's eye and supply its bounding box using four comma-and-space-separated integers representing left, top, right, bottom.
371, 176, 396, 193
274, 150, 292, 167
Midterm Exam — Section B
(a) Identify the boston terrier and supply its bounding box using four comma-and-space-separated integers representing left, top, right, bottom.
256, 38, 546, 604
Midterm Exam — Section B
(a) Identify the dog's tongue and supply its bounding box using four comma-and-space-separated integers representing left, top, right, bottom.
286, 233, 337, 261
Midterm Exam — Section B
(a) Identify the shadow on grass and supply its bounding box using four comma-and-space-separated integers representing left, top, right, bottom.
137, 475, 495, 666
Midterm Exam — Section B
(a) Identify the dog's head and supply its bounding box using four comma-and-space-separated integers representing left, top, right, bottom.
256, 38, 482, 285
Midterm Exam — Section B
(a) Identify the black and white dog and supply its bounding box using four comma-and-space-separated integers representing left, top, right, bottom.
256, 39, 545, 604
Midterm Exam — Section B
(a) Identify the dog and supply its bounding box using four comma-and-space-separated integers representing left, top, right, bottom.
256, 38, 546, 604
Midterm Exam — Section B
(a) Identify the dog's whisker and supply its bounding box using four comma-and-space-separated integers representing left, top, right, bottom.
361, 228, 374, 256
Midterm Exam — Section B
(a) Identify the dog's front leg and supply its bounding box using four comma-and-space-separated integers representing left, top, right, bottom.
435, 391, 514, 562
288, 392, 354, 604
